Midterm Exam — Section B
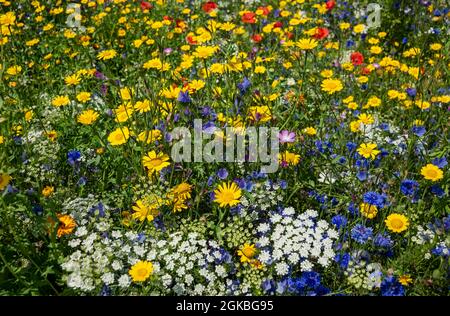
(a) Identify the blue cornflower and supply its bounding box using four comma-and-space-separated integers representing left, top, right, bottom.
380, 276, 405, 296
432, 157, 447, 168
332, 215, 347, 229
237, 77, 251, 95
177, 90, 191, 103
351, 224, 373, 244
363, 191, 387, 208
430, 185, 445, 197
374, 233, 393, 248
400, 179, 419, 196
335, 253, 351, 269
67, 150, 81, 166
412, 125, 426, 137
406, 87, 417, 98
357, 170, 368, 181
217, 168, 228, 180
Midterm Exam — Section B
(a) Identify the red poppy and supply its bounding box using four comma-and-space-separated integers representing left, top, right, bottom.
242, 12, 256, 24
285, 32, 294, 40
140, 1, 153, 11
361, 67, 371, 75
273, 21, 283, 28
252, 34, 263, 43
350, 52, 364, 66
326, 0, 336, 10
163, 15, 173, 21
202, 1, 217, 13
313, 27, 329, 40
257, 6, 270, 16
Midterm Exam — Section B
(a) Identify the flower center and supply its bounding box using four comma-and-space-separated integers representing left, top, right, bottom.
391, 219, 403, 229
426, 169, 437, 178
222, 191, 235, 202
137, 268, 148, 277
242, 248, 255, 258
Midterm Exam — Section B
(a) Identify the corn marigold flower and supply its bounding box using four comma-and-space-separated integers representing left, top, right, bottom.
214, 181, 242, 207
129, 261, 153, 282
385, 213, 409, 233
52, 95, 70, 107
107, 127, 130, 146
142, 150, 170, 175
357, 143, 380, 160
321, 78, 343, 94
237, 243, 257, 263
0, 173, 11, 190
77, 109, 99, 125
97, 49, 117, 60
420, 164, 443, 181
56, 214, 76, 238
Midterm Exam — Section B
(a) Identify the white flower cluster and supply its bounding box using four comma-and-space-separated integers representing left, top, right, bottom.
256, 208, 338, 276
61, 202, 155, 293
345, 260, 383, 290
150, 232, 236, 295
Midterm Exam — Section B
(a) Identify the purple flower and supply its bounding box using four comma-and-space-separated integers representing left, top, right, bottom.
217, 168, 228, 180
278, 130, 296, 143
177, 90, 191, 103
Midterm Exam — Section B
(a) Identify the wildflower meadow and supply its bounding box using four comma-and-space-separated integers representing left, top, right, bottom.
0, 0, 449, 297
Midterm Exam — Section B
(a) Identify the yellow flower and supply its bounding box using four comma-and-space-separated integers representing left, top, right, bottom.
113, 103, 134, 123
129, 261, 153, 282
370, 46, 382, 54
120, 87, 134, 101
387, 90, 399, 99
77, 109, 99, 125
320, 69, 333, 78
357, 113, 374, 125
65, 74, 81, 86
248, 106, 272, 123
430, 43, 442, 51
42, 186, 54, 197
360, 203, 378, 219
303, 127, 317, 136
254, 65, 266, 74
214, 181, 242, 207
193, 45, 217, 59
24, 110, 34, 122
137, 130, 162, 144
107, 127, 130, 146
0, 173, 12, 190
420, 164, 443, 181
321, 78, 343, 94
237, 244, 257, 263
353, 24, 365, 33
143, 58, 162, 70
169, 182, 193, 201
357, 143, 380, 160
0, 135, 4, 144
6, 65, 22, 75
134, 100, 152, 113
46, 130, 58, 141
385, 213, 409, 233
56, 214, 76, 238
364, 96, 381, 108
278, 151, 300, 166
189, 79, 205, 91
142, 151, 171, 175
132, 199, 160, 222
76, 92, 91, 103
97, 49, 117, 60
296, 38, 318, 50
398, 275, 413, 286
0, 11, 16, 27
52, 95, 70, 107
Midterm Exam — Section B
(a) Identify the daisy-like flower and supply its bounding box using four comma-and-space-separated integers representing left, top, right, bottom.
52, 95, 70, 107
360, 203, 378, 219
77, 109, 99, 125
65, 74, 81, 86
56, 214, 76, 237
385, 213, 409, 233
296, 38, 318, 50
129, 261, 153, 282
420, 164, 443, 182
107, 127, 130, 146
321, 78, 343, 94
142, 150, 170, 175
357, 143, 380, 160
193, 46, 217, 59
132, 198, 161, 222
214, 181, 242, 207
97, 49, 117, 60
237, 244, 257, 263
0, 173, 12, 190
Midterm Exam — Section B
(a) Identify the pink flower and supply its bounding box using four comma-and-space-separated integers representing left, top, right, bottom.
279, 130, 296, 143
